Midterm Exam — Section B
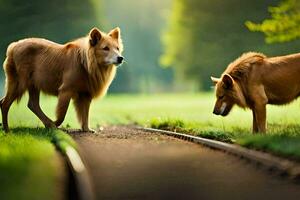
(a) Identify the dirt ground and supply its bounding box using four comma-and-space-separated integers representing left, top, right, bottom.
71, 126, 300, 200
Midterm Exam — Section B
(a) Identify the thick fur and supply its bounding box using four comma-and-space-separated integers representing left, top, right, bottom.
211, 51, 300, 133
1, 27, 123, 132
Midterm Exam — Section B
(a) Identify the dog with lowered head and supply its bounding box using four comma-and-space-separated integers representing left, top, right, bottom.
211, 52, 300, 133
1, 27, 124, 132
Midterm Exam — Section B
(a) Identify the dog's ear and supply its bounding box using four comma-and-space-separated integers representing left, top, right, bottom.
109, 27, 121, 40
210, 76, 220, 85
222, 74, 233, 89
109, 27, 123, 52
89, 27, 102, 46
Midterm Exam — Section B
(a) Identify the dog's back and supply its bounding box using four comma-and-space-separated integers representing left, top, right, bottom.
5, 38, 76, 96
251, 53, 300, 105
222, 52, 300, 105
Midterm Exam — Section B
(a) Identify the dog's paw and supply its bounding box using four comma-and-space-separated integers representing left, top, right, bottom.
54, 120, 63, 127
45, 122, 57, 129
82, 128, 96, 133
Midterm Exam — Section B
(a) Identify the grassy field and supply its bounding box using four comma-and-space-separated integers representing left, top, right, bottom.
2, 92, 300, 198
7, 92, 300, 160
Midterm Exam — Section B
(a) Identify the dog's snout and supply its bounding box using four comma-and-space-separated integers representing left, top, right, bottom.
213, 108, 219, 115
117, 56, 124, 64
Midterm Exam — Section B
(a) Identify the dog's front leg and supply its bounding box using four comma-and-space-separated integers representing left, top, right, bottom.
253, 103, 267, 133
74, 95, 94, 132
252, 110, 258, 133
251, 85, 268, 133
55, 91, 72, 127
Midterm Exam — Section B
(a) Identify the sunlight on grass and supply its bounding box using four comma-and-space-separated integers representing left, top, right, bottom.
5, 92, 300, 161
7, 92, 300, 136
0, 128, 59, 200
0, 127, 75, 199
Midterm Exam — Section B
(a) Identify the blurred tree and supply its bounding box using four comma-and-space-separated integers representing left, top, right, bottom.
102, 0, 174, 93
161, 0, 300, 90
0, 0, 103, 51
0, 0, 103, 88
246, 0, 300, 43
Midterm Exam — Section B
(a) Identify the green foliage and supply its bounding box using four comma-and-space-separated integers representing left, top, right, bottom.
0, 0, 103, 43
246, 0, 300, 43
161, 0, 300, 90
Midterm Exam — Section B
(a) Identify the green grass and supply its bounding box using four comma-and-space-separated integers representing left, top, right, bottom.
7, 92, 300, 160
0, 119, 75, 199
2, 92, 300, 198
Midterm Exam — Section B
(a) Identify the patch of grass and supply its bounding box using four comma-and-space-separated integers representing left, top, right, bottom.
0, 128, 63, 200
149, 118, 300, 160
237, 135, 300, 161
235, 123, 300, 161
148, 116, 300, 160
52, 129, 77, 153
150, 118, 186, 130
196, 129, 234, 143
149, 117, 235, 142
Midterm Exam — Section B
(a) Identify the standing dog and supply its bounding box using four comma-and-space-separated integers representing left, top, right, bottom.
1, 27, 123, 132
211, 52, 300, 133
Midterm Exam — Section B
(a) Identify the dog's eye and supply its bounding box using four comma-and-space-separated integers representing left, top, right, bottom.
116, 47, 119, 51
219, 95, 224, 99
103, 46, 110, 51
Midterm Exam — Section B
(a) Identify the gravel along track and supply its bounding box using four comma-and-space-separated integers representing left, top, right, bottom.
71, 126, 300, 200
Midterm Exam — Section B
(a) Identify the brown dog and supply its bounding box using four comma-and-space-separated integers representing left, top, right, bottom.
1, 27, 124, 132
211, 52, 300, 133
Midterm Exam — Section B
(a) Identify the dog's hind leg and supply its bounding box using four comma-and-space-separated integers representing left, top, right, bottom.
27, 87, 55, 128
0, 89, 19, 132
1, 56, 28, 132
1, 78, 23, 132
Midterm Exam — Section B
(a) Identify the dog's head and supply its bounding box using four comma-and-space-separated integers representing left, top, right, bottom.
88, 27, 124, 66
211, 74, 246, 116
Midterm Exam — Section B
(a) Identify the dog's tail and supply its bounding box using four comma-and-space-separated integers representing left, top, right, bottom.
3, 43, 25, 103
